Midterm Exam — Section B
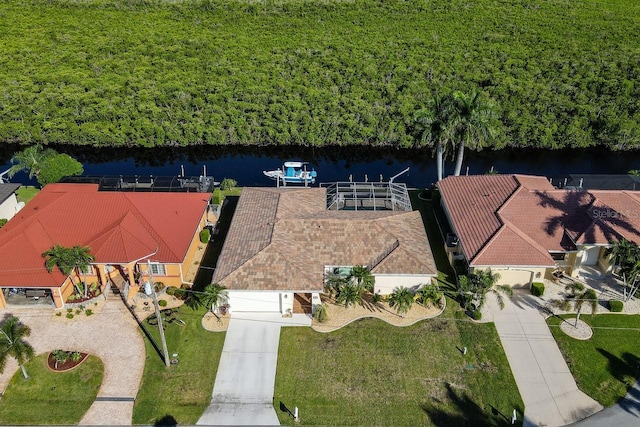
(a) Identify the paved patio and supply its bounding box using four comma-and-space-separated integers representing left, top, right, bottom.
0, 298, 144, 425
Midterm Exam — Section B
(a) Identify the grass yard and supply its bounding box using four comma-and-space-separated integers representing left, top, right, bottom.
15, 186, 39, 203
548, 314, 640, 407
0, 354, 103, 425
132, 305, 226, 425
275, 315, 523, 426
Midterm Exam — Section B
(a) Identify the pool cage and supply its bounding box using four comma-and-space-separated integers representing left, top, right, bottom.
321, 181, 412, 211
59, 175, 217, 193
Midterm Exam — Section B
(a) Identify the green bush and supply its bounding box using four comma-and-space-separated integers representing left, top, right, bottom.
608, 300, 623, 312
199, 228, 210, 243
158, 299, 168, 307
313, 304, 328, 323
471, 310, 482, 321
211, 188, 223, 205
531, 282, 545, 297
220, 178, 237, 191
0, 219, 7, 228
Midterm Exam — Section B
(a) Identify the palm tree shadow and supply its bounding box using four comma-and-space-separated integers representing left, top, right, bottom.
596, 348, 640, 416
153, 415, 177, 426
534, 190, 640, 244
421, 382, 521, 426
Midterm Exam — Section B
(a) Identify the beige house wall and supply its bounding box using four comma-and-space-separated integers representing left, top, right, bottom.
471, 266, 548, 288
374, 275, 434, 295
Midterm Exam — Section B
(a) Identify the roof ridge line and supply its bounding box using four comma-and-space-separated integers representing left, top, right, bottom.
122, 198, 180, 261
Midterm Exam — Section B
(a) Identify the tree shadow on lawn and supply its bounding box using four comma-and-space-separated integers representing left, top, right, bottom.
597, 348, 640, 415
421, 383, 522, 426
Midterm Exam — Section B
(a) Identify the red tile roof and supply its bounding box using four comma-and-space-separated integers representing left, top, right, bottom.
0, 184, 208, 288
439, 175, 640, 267
213, 188, 437, 291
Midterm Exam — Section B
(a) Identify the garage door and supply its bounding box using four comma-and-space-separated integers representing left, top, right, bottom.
228, 291, 281, 312
494, 270, 534, 289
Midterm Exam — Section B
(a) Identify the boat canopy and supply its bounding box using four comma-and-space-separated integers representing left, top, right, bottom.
283, 161, 307, 168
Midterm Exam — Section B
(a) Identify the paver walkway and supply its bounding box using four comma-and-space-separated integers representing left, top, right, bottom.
197, 313, 310, 426
0, 298, 144, 425
486, 291, 602, 427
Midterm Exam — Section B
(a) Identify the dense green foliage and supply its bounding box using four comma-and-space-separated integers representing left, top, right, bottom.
548, 314, 640, 406
531, 282, 545, 296
8, 145, 83, 186
1, 0, 639, 149
608, 299, 623, 312
0, 354, 103, 425
199, 228, 210, 243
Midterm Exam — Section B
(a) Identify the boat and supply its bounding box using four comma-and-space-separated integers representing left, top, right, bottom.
263, 161, 317, 185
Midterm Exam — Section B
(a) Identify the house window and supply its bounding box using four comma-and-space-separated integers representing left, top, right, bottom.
150, 263, 166, 276
550, 252, 566, 261
80, 265, 93, 275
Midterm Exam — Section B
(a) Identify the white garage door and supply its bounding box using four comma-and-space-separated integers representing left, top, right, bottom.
228, 291, 281, 312
494, 270, 534, 289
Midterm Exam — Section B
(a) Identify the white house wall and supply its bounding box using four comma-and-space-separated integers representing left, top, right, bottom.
471, 267, 546, 288
374, 275, 433, 295
0, 195, 20, 221
227, 291, 281, 313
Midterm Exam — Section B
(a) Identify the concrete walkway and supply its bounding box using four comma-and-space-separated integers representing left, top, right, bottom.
197, 313, 310, 426
486, 291, 602, 427
0, 298, 144, 425
571, 379, 640, 426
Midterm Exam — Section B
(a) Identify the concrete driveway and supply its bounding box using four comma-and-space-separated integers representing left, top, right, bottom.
0, 298, 144, 425
197, 313, 310, 426
486, 291, 602, 427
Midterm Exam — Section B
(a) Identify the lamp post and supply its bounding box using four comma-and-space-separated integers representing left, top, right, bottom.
145, 260, 170, 367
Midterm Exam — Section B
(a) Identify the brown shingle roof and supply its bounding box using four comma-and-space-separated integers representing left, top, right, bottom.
439, 175, 640, 267
213, 187, 437, 291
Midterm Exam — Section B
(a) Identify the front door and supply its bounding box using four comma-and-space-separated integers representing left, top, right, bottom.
581, 246, 600, 266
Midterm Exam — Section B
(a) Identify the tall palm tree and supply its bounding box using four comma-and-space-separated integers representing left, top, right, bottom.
350, 265, 374, 292
414, 94, 455, 181
414, 283, 444, 309
608, 238, 639, 277
7, 144, 56, 181
554, 281, 598, 327
0, 316, 35, 379
201, 283, 229, 315
42, 244, 94, 296
458, 269, 511, 310
388, 286, 414, 317
450, 90, 498, 176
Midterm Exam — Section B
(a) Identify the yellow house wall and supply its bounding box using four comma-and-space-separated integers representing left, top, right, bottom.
181, 223, 206, 284
139, 263, 183, 287
470, 266, 548, 288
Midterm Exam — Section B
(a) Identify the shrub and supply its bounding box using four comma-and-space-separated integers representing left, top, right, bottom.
471, 310, 482, 320
158, 299, 168, 307
220, 178, 237, 191
314, 304, 328, 323
372, 292, 382, 304
211, 188, 223, 205
55, 312, 62, 317
0, 219, 7, 228
85, 309, 93, 316
531, 282, 545, 297
200, 228, 210, 243
66, 313, 74, 319
608, 300, 623, 312
71, 351, 82, 362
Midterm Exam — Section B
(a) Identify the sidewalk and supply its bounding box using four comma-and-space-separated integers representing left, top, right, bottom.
571, 379, 640, 426
485, 291, 602, 426
197, 313, 310, 426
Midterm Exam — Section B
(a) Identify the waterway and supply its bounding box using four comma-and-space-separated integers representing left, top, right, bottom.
1, 143, 639, 188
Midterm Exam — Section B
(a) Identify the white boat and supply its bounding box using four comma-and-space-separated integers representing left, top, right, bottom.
263, 161, 317, 185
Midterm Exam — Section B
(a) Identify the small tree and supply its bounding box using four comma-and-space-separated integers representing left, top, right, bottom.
0, 316, 35, 379
388, 286, 414, 317
553, 281, 598, 327
220, 178, 237, 191
350, 265, 374, 292
42, 244, 95, 297
335, 283, 363, 308
187, 283, 229, 319
458, 269, 511, 311
414, 283, 444, 309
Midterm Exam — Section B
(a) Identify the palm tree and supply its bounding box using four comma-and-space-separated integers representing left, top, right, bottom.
608, 238, 639, 277
335, 283, 363, 308
7, 144, 56, 181
388, 286, 414, 317
553, 281, 598, 327
42, 244, 94, 296
201, 283, 229, 315
458, 269, 512, 310
0, 316, 35, 379
350, 265, 374, 292
450, 90, 498, 176
414, 94, 455, 181
414, 283, 444, 309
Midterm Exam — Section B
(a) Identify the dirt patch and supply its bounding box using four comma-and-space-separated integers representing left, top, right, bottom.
201, 311, 229, 332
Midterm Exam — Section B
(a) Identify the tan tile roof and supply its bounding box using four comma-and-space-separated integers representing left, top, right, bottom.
439, 174, 640, 267
213, 188, 437, 291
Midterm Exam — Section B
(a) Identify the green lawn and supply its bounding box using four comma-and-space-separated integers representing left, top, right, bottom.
132, 305, 226, 425
275, 314, 523, 426
0, 354, 103, 425
15, 186, 39, 203
548, 314, 640, 407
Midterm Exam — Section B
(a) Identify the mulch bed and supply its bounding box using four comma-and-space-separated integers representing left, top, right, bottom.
47, 352, 89, 372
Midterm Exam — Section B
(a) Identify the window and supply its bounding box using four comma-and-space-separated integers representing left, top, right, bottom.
150, 263, 166, 276
550, 252, 566, 261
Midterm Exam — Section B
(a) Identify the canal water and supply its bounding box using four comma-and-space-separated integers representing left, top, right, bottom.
1, 143, 639, 188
